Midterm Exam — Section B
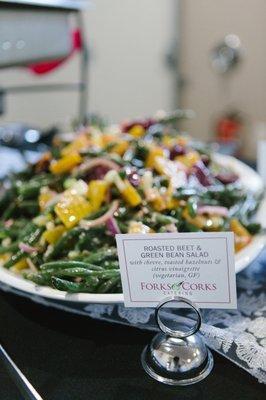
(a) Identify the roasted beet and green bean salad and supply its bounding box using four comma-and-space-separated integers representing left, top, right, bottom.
0, 112, 262, 293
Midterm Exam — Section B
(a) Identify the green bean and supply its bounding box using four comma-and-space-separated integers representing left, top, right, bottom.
23, 271, 52, 285
91, 269, 120, 279
244, 222, 261, 235
12, 169, 33, 180
0, 188, 16, 215
0, 242, 19, 255
51, 277, 91, 293
85, 277, 100, 291
0, 227, 20, 240
102, 260, 119, 270
0, 230, 8, 240
3, 226, 43, 268
1, 202, 17, 220
51, 268, 119, 280
83, 205, 109, 221
116, 221, 128, 233
0, 223, 39, 254
118, 170, 127, 180
3, 250, 25, 269
108, 153, 125, 166
16, 174, 53, 200
180, 221, 202, 233
199, 198, 220, 206
51, 147, 61, 159
29, 253, 44, 269
83, 248, 117, 264
187, 197, 198, 218
134, 142, 149, 161
237, 195, 260, 221
2, 200, 40, 218
23, 173, 50, 183
18, 181, 42, 200
153, 213, 178, 226
40, 260, 103, 271
115, 283, 122, 293
97, 276, 120, 293
206, 187, 245, 208
53, 267, 95, 278
77, 226, 113, 251
17, 201, 39, 215
18, 222, 37, 239
27, 226, 44, 244
7, 219, 28, 229
45, 227, 82, 261
173, 188, 198, 199
26, 270, 103, 292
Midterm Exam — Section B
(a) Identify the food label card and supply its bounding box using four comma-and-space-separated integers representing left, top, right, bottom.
116, 232, 237, 308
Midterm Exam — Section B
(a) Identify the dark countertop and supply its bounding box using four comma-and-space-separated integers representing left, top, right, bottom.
0, 290, 264, 400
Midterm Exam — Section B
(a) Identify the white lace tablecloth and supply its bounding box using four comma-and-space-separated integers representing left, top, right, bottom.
0, 249, 265, 384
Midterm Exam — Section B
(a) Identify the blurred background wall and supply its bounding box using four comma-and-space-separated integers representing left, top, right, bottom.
179, 0, 266, 160
0, 0, 265, 160
0, 0, 178, 127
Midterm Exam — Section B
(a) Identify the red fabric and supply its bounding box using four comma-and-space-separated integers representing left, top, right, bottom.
28, 29, 82, 75
216, 118, 241, 142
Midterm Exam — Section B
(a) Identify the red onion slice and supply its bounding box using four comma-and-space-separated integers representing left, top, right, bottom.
192, 161, 213, 187
106, 217, 121, 236
4, 219, 13, 228
76, 158, 120, 176
79, 200, 119, 229
197, 205, 229, 217
19, 242, 38, 254
215, 172, 239, 185
121, 118, 156, 132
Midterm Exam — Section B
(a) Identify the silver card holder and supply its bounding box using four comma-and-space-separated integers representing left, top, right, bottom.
0, 8, 72, 68
141, 296, 213, 385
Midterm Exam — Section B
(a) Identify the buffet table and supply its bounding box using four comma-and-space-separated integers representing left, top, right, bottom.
0, 116, 265, 397
0, 290, 265, 400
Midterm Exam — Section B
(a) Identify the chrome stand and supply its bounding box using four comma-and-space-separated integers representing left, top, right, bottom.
141, 296, 213, 386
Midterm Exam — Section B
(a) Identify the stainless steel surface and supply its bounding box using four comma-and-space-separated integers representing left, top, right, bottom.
0, 0, 88, 10
142, 296, 213, 385
155, 296, 202, 338
2, 83, 84, 93
0, 8, 71, 68
151, 333, 208, 372
77, 10, 89, 123
0, 343, 44, 400
142, 333, 213, 385
0, 6, 89, 123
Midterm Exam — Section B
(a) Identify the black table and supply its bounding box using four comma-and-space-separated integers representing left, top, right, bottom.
0, 291, 264, 400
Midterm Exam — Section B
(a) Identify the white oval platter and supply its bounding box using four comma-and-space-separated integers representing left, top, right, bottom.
0, 154, 265, 304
